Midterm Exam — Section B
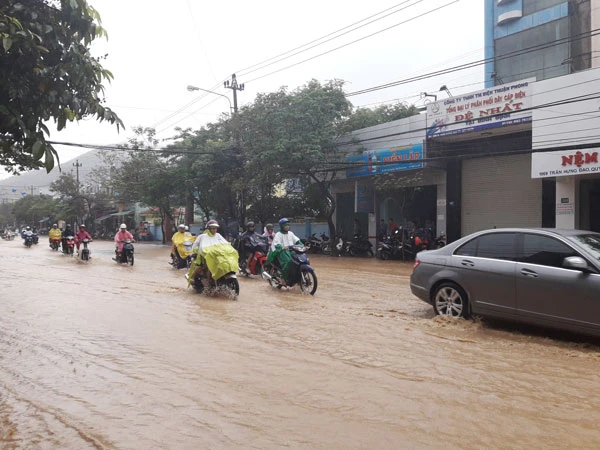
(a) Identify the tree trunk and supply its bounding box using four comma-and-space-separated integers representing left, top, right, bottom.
185, 192, 194, 225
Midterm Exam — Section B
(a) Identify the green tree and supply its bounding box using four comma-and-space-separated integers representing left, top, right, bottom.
342, 103, 420, 133
11, 193, 59, 226
108, 127, 186, 243
236, 79, 353, 238
0, 0, 123, 173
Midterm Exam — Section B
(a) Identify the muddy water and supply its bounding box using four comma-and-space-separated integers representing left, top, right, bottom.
1, 238, 599, 449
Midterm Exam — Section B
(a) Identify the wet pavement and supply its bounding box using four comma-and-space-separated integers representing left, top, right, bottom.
1, 238, 599, 449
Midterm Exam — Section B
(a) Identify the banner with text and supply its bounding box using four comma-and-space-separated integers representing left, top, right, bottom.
531, 149, 600, 178
345, 143, 423, 178
426, 79, 534, 138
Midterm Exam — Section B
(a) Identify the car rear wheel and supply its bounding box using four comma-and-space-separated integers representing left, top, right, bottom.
432, 282, 469, 318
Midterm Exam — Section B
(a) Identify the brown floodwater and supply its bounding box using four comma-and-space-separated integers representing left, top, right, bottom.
1, 237, 599, 449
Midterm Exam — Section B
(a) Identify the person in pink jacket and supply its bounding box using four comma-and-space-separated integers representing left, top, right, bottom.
114, 223, 135, 258
74, 224, 92, 250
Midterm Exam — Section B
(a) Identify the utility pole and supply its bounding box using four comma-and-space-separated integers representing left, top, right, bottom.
224, 73, 244, 113
73, 160, 82, 193
224, 74, 246, 228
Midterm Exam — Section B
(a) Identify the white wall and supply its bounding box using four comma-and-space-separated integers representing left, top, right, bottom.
532, 68, 600, 150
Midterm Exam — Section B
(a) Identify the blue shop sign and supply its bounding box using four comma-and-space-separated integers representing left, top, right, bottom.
346, 144, 423, 178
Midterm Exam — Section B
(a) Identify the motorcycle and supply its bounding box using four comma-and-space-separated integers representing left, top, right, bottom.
23, 235, 34, 248
62, 236, 75, 256
32, 233, 39, 245
305, 232, 331, 255
171, 239, 194, 269
186, 242, 240, 298
49, 237, 61, 251
115, 239, 135, 265
78, 238, 91, 261
239, 235, 269, 276
344, 234, 374, 257
262, 244, 318, 295
434, 232, 447, 249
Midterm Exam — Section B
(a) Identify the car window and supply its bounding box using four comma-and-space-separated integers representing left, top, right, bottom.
568, 234, 600, 261
518, 234, 578, 268
455, 233, 516, 260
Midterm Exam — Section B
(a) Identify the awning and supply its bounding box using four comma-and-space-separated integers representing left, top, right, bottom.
110, 210, 135, 217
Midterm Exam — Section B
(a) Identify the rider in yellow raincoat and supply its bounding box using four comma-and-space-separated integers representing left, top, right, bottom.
188, 220, 238, 285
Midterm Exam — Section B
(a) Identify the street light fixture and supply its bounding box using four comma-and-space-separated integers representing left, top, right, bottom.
439, 85, 453, 97
186, 85, 233, 113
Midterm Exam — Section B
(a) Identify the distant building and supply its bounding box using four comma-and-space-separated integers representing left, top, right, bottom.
484, 0, 597, 87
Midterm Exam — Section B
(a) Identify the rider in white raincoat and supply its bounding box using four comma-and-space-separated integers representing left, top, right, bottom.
188, 220, 238, 283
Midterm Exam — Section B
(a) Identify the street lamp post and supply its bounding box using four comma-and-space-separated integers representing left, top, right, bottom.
186, 85, 233, 113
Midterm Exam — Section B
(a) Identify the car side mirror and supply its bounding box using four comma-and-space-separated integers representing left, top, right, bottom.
563, 256, 592, 272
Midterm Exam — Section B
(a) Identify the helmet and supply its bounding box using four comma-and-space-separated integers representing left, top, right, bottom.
120, 223, 127, 229
79, 224, 86, 228
266, 223, 274, 230
66, 224, 71, 228
206, 220, 219, 229
177, 224, 185, 230
26, 226, 31, 230
278, 218, 289, 227
246, 221, 255, 228
184, 226, 189, 231
52, 223, 57, 227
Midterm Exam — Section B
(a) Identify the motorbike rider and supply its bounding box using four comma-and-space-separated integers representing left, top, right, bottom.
61, 224, 75, 252
48, 223, 62, 246
171, 223, 187, 255
267, 218, 302, 286
240, 221, 261, 274
190, 220, 230, 279
114, 223, 135, 260
74, 224, 92, 251
262, 223, 275, 246
22, 226, 34, 240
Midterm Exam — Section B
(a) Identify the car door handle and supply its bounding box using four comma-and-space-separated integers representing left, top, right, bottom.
461, 259, 475, 267
520, 268, 539, 278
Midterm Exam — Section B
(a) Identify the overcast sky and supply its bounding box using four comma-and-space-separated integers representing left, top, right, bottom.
1, 0, 484, 180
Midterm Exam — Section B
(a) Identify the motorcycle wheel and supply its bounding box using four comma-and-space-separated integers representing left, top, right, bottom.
82, 250, 89, 261
379, 250, 390, 260
367, 248, 374, 257
299, 269, 318, 295
224, 278, 240, 297
127, 252, 134, 266
321, 243, 332, 256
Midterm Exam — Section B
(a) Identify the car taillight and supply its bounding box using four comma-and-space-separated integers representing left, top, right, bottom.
412, 259, 420, 271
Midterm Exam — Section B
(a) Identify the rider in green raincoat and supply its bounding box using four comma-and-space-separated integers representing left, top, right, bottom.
267, 218, 302, 283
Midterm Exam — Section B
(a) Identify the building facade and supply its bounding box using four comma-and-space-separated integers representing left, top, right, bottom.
484, 0, 595, 88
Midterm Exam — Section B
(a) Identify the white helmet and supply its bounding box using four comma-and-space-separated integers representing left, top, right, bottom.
178, 224, 185, 230
120, 223, 127, 229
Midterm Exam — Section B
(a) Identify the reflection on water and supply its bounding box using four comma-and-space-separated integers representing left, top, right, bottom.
1, 239, 599, 449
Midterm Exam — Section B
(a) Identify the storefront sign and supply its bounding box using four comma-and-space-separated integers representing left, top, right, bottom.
346, 143, 423, 178
426, 79, 533, 138
531, 149, 600, 178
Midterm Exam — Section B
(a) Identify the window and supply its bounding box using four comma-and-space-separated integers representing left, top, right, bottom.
518, 233, 577, 268
455, 233, 517, 260
523, 0, 566, 16
495, 17, 570, 83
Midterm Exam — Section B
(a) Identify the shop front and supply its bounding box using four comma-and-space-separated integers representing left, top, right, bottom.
532, 149, 600, 232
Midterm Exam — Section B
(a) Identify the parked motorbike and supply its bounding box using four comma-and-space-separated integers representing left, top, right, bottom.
262, 244, 318, 295
115, 239, 135, 265
32, 232, 39, 245
344, 234, 374, 257
62, 236, 75, 256
433, 232, 447, 249
49, 237, 61, 251
305, 232, 331, 255
186, 243, 240, 298
170, 239, 194, 269
239, 235, 269, 276
78, 238, 91, 261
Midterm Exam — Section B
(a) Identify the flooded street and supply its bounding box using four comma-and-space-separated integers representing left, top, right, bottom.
1, 238, 600, 449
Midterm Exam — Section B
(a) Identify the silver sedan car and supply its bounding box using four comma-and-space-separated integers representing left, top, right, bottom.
410, 228, 600, 337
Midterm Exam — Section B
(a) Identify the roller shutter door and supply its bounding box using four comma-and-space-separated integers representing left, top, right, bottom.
462, 154, 542, 236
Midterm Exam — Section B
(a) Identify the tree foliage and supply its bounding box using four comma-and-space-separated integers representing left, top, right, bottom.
0, 0, 123, 173
341, 103, 420, 133
11, 193, 60, 225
